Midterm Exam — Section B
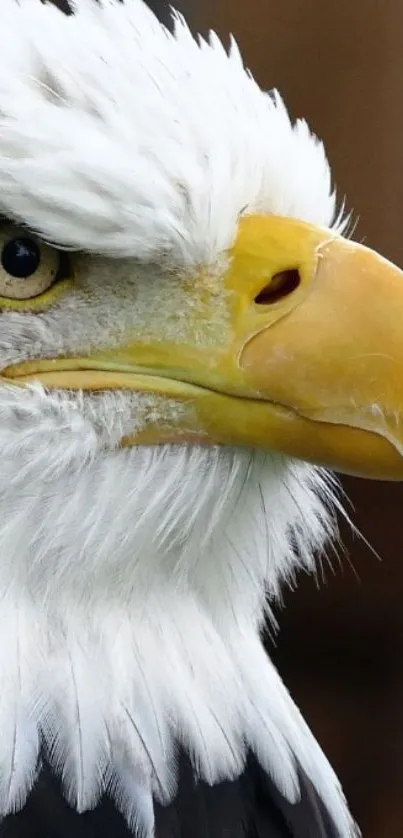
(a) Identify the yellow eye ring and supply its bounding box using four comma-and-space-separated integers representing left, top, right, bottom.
0, 278, 74, 312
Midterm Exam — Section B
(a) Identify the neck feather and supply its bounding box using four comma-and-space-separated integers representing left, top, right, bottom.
0, 384, 355, 836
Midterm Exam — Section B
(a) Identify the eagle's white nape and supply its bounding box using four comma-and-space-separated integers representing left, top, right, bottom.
0, 0, 359, 836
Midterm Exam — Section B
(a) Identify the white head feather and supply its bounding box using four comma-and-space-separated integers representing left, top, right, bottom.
0, 1, 357, 836
0, 0, 341, 262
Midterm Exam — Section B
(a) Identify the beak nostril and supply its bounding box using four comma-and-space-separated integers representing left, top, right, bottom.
254, 268, 301, 305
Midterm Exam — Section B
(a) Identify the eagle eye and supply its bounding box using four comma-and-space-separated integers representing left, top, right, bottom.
0, 227, 66, 303
2, 238, 41, 279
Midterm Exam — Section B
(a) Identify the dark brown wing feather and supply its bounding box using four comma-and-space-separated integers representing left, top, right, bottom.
47, 0, 188, 27
0, 752, 342, 838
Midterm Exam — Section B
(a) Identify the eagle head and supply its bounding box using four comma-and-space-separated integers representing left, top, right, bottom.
0, 1, 401, 836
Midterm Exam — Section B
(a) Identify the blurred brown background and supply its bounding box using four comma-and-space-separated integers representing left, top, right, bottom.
178, 1, 403, 835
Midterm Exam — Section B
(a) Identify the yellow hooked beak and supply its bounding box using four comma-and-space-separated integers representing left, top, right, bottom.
4, 214, 403, 480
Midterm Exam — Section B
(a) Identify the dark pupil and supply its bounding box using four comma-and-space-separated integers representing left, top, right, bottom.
1, 238, 40, 279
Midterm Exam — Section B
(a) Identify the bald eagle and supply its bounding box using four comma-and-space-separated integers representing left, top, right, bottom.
0, 1, 401, 836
